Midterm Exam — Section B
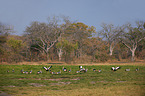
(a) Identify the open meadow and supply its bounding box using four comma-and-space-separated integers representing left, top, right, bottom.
0, 62, 145, 96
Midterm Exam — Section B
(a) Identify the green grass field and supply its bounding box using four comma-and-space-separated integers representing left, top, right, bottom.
0, 63, 145, 96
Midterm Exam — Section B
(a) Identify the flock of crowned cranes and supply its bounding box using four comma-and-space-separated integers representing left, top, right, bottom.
7, 66, 139, 74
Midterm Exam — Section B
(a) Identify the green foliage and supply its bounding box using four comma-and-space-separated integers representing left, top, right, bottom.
0, 36, 7, 56
0, 36, 7, 44
66, 22, 96, 40
56, 39, 78, 53
7, 37, 24, 52
3, 37, 26, 63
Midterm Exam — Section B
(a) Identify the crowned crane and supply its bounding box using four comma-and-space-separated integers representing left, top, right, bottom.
79, 66, 83, 69
116, 67, 121, 70
111, 67, 121, 71
51, 72, 56, 74
69, 68, 71, 72
47, 66, 52, 71
80, 68, 88, 73
62, 67, 67, 72
76, 71, 80, 73
12, 69, 14, 72
29, 70, 32, 74
56, 70, 61, 74
98, 69, 101, 72
136, 68, 139, 71
21, 69, 24, 73
37, 69, 42, 74
22, 71, 27, 74
25, 71, 29, 74
111, 67, 117, 71
93, 68, 96, 72
43, 67, 47, 70
85, 69, 88, 72
43, 66, 52, 71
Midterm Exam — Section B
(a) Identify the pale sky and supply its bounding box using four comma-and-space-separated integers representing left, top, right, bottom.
0, 0, 145, 35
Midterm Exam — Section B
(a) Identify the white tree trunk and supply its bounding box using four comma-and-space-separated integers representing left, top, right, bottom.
131, 49, 135, 62
109, 48, 113, 56
109, 44, 114, 56
58, 48, 63, 61
122, 41, 137, 62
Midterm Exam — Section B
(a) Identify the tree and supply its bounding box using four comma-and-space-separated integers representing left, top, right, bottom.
121, 21, 145, 61
99, 23, 122, 56
0, 22, 13, 36
24, 16, 71, 61
83, 37, 108, 62
0, 22, 14, 62
7, 38, 24, 52
5, 37, 25, 62
136, 39, 145, 59
56, 38, 78, 62
0, 36, 7, 60
64, 22, 96, 58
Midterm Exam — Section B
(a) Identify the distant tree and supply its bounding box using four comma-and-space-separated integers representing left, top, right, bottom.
83, 37, 108, 62
6, 37, 25, 62
24, 16, 71, 61
121, 21, 145, 61
0, 22, 14, 62
56, 38, 78, 61
7, 37, 24, 53
0, 22, 13, 48
64, 22, 96, 58
0, 22, 14, 36
56, 38, 64, 61
0, 36, 7, 59
136, 39, 145, 59
99, 23, 122, 56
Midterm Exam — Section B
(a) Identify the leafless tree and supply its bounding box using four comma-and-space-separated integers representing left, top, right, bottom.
99, 23, 122, 56
121, 21, 145, 61
24, 16, 71, 61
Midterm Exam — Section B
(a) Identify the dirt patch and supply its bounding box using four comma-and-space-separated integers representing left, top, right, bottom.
117, 81, 127, 82
95, 81, 127, 83
29, 83, 46, 87
1, 85, 16, 87
18, 78, 41, 80
48, 78, 62, 81
90, 81, 96, 84
50, 82, 71, 85
8, 85, 16, 87
70, 78, 80, 80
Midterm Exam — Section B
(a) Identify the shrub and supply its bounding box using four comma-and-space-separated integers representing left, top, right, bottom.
95, 52, 109, 62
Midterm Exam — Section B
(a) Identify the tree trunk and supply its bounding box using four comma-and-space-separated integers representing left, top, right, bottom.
109, 46, 114, 56
58, 48, 63, 61
122, 41, 137, 62
131, 49, 135, 62
46, 53, 49, 61
109, 49, 113, 56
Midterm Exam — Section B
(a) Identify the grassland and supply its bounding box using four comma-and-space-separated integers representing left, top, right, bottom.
0, 62, 145, 96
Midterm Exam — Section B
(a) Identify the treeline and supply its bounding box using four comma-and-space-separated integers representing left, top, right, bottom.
0, 16, 145, 63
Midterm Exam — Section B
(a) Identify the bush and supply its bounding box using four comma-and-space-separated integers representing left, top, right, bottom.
95, 52, 109, 62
